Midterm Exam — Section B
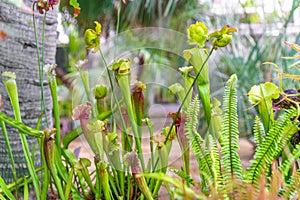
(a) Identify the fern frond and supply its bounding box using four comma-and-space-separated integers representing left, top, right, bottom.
168, 168, 195, 186
245, 108, 298, 186
185, 95, 201, 138
253, 116, 265, 149
185, 95, 214, 192
282, 169, 300, 199
220, 74, 243, 184
280, 140, 300, 176
207, 134, 223, 192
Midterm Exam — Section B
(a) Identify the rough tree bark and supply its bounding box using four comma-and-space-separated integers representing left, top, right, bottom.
0, 0, 57, 182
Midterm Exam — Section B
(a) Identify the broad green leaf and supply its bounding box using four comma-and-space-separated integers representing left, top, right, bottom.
248, 82, 280, 132
248, 82, 280, 105
183, 48, 211, 125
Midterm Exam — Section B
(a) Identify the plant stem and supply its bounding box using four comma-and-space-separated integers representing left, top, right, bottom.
0, 112, 42, 137
100, 49, 134, 197
48, 71, 61, 152
0, 167, 43, 193
98, 162, 111, 200
0, 176, 16, 200
79, 69, 94, 117
117, 73, 145, 169
32, 5, 49, 127
99, 49, 132, 151
41, 12, 49, 126
165, 48, 214, 142
126, 169, 131, 200
0, 120, 18, 197
145, 119, 155, 171
39, 136, 50, 200
152, 48, 214, 172
3, 78, 41, 200
116, 0, 121, 38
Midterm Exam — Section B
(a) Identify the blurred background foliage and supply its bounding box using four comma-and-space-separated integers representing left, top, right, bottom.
59, 0, 200, 33
56, 0, 300, 137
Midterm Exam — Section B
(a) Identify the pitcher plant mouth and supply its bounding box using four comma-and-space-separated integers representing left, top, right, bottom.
72, 102, 92, 121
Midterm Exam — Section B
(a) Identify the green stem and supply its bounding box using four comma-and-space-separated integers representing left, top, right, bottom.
165, 48, 214, 142
99, 162, 111, 200
0, 176, 16, 200
110, 167, 121, 195
108, 150, 124, 196
116, 1, 121, 38
32, 4, 49, 127
99, 49, 132, 151
145, 119, 155, 171
0, 167, 43, 193
126, 169, 131, 200
48, 72, 61, 151
3, 78, 41, 200
100, 49, 132, 196
0, 120, 18, 196
41, 169, 50, 199
0, 112, 42, 137
117, 73, 145, 169
79, 70, 94, 117
153, 48, 214, 172
113, 0, 121, 58
40, 12, 49, 127
39, 136, 50, 200
64, 167, 74, 199
95, 161, 102, 199
152, 143, 170, 197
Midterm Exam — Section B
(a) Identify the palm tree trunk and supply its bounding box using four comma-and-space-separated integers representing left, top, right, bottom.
0, 0, 57, 183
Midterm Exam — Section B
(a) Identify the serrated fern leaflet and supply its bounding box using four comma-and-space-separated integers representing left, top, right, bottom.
246, 108, 298, 186
220, 74, 243, 185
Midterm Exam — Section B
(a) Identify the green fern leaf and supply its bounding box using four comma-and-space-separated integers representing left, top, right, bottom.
168, 168, 195, 186
253, 116, 265, 149
220, 74, 243, 184
282, 169, 300, 199
280, 138, 300, 176
245, 108, 298, 186
185, 95, 201, 139
207, 134, 223, 192
185, 95, 214, 192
